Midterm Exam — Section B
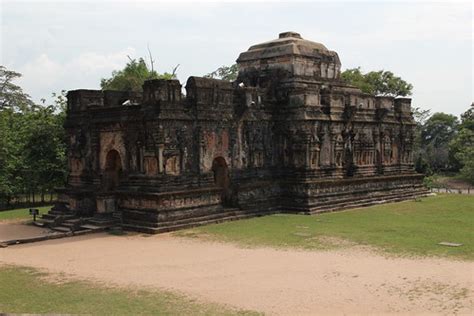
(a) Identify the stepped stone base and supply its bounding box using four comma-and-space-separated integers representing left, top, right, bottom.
115, 174, 427, 234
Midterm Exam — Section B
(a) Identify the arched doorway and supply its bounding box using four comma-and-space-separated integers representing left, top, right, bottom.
103, 150, 122, 191
212, 157, 232, 206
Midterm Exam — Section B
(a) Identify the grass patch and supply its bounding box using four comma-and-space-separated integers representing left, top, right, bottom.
177, 195, 474, 260
0, 206, 51, 221
0, 265, 259, 315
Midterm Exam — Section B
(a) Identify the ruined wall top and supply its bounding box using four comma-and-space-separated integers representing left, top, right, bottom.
237, 32, 341, 82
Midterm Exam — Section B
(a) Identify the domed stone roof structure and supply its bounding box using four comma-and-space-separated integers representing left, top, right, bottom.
237, 32, 341, 81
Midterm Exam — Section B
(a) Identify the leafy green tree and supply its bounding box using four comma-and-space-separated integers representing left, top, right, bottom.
0, 66, 67, 206
412, 107, 432, 174
0, 66, 34, 204
0, 111, 12, 202
0, 66, 35, 112
420, 112, 459, 171
449, 105, 474, 183
22, 105, 67, 201
205, 64, 238, 81
101, 57, 177, 92
341, 67, 413, 97
421, 113, 459, 148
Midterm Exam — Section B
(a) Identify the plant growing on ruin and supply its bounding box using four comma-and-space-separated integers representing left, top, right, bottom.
100, 57, 178, 92
205, 64, 238, 81
341, 67, 413, 97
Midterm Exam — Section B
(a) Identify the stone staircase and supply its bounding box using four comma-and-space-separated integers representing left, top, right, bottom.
34, 203, 76, 229
35, 206, 120, 234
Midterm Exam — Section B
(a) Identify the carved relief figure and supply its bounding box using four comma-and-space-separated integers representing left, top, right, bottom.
383, 133, 392, 164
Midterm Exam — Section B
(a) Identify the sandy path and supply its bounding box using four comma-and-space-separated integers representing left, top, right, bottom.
0, 222, 55, 242
0, 233, 472, 315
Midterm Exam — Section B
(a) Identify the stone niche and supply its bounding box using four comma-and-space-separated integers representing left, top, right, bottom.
99, 130, 126, 172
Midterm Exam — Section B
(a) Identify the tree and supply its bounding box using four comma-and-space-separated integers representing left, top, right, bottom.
0, 67, 67, 206
449, 104, 474, 183
341, 67, 413, 97
412, 107, 432, 174
22, 104, 67, 201
0, 65, 35, 111
421, 113, 459, 148
205, 64, 238, 81
101, 57, 177, 92
420, 112, 459, 171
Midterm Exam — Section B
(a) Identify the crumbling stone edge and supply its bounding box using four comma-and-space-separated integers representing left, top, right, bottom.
0, 227, 104, 248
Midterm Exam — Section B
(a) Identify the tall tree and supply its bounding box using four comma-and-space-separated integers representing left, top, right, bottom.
449, 104, 474, 183
420, 112, 459, 171
341, 67, 413, 97
412, 107, 432, 174
101, 57, 177, 92
0, 65, 35, 111
22, 104, 67, 200
0, 67, 67, 206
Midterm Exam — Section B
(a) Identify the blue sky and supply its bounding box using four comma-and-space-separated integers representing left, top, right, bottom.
1, 0, 472, 116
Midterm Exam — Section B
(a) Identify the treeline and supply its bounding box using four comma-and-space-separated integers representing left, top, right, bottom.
0, 66, 67, 208
413, 106, 474, 183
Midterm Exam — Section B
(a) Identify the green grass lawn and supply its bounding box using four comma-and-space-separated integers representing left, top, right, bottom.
0, 206, 51, 221
0, 266, 258, 316
177, 195, 474, 260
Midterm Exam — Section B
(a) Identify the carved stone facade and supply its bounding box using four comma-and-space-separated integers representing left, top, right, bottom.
59, 32, 426, 233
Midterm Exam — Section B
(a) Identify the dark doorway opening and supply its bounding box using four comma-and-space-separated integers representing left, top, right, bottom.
104, 150, 122, 191
212, 157, 232, 206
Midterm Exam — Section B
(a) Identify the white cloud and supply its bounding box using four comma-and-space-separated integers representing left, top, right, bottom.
16, 47, 136, 101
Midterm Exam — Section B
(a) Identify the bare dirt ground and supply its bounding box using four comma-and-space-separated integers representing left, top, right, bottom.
0, 233, 472, 315
0, 222, 55, 242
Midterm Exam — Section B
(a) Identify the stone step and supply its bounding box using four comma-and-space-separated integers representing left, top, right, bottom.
306, 189, 428, 209
51, 226, 72, 232
41, 214, 57, 220
309, 191, 424, 210
62, 222, 77, 228
123, 210, 275, 234
283, 190, 426, 213
38, 218, 55, 225
48, 211, 75, 217
79, 224, 105, 230
61, 214, 79, 220
304, 186, 427, 205
64, 218, 82, 224
307, 191, 430, 214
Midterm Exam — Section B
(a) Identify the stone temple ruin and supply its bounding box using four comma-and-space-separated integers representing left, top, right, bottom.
42, 32, 427, 233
